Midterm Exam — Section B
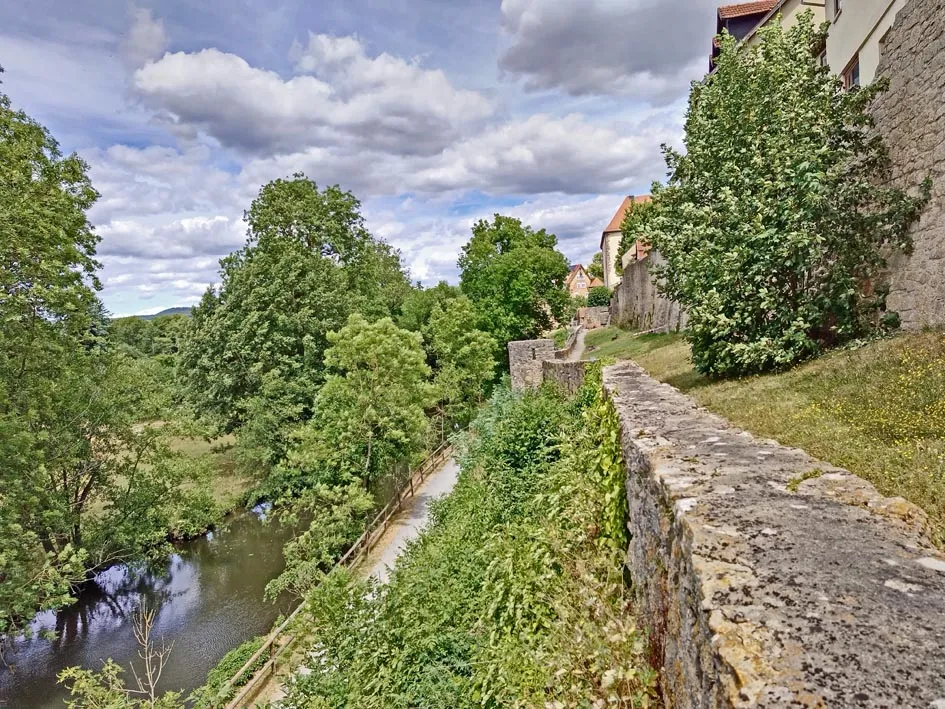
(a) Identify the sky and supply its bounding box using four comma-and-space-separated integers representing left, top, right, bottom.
0, 0, 718, 316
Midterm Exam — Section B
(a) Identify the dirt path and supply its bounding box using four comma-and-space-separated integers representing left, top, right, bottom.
566, 327, 587, 362
361, 457, 460, 583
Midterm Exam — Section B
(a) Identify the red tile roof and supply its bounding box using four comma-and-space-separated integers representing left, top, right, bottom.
603, 194, 651, 234
717, 0, 777, 19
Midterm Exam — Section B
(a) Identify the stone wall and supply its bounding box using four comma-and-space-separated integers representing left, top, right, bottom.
542, 359, 587, 395
610, 251, 687, 332
576, 306, 610, 330
872, 0, 945, 328
603, 362, 945, 708
553, 327, 581, 360
508, 339, 556, 390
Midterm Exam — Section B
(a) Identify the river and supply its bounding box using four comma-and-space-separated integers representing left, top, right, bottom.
0, 506, 296, 709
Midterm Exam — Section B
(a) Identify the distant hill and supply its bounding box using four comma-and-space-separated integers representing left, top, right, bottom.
138, 307, 192, 320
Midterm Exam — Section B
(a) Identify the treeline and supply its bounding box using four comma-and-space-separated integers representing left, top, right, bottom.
0, 71, 576, 652
176, 180, 574, 602
620, 15, 929, 377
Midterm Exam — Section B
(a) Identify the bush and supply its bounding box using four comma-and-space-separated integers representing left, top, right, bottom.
648, 13, 928, 377
586, 285, 612, 307
278, 374, 657, 707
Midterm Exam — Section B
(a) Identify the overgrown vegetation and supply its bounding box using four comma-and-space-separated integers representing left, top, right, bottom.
589, 326, 945, 547
639, 14, 929, 377
278, 373, 658, 707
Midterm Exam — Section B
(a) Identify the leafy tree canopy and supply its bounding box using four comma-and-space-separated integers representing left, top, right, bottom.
427, 296, 497, 431
649, 14, 929, 376
284, 314, 432, 487
181, 177, 410, 436
587, 252, 604, 280
586, 285, 612, 307
458, 215, 570, 350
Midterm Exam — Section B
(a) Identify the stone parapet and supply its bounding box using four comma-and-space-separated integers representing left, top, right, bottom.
542, 359, 587, 395
508, 339, 556, 390
603, 362, 945, 708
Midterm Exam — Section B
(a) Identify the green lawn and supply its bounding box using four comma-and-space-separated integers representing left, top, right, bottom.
587, 326, 945, 548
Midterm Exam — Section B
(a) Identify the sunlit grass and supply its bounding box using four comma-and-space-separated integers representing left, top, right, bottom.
589, 326, 945, 548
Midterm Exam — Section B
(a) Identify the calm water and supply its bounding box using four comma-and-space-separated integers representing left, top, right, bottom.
0, 507, 297, 709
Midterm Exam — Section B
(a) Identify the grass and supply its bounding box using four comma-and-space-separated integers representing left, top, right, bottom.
165, 432, 254, 509
587, 326, 945, 548
547, 328, 569, 348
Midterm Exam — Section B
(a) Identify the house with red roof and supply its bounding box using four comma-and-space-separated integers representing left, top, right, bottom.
711, 0, 826, 70
565, 264, 603, 298
600, 194, 651, 290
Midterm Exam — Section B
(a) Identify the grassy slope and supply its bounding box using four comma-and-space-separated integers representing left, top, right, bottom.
585, 326, 945, 547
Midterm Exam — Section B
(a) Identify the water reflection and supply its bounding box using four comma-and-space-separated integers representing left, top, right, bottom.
0, 508, 296, 709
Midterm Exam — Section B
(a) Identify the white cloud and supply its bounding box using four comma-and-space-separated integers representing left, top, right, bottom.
499, 0, 716, 103
121, 6, 168, 70
97, 214, 245, 260
132, 33, 493, 157
410, 113, 673, 195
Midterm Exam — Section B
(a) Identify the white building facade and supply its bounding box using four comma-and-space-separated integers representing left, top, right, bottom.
825, 0, 908, 86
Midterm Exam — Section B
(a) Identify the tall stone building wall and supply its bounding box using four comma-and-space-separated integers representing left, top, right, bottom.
610, 251, 687, 332
872, 0, 945, 328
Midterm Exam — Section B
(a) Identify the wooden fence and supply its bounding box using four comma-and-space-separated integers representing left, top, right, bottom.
218, 442, 455, 709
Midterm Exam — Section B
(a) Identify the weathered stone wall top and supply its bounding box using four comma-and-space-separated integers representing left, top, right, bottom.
604, 362, 945, 708
508, 339, 556, 390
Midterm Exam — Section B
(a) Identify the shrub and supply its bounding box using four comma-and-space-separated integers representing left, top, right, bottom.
587, 285, 612, 307
279, 374, 657, 707
649, 13, 928, 377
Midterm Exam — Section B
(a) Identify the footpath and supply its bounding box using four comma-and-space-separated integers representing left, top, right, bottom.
251, 454, 461, 706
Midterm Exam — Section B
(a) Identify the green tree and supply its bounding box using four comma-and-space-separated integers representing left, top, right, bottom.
458, 215, 570, 351
180, 237, 347, 434
650, 14, 928, 376
586, 286, 612, 307
427, 296, 497, 433
0, 85, 185, 638
587, 252, 604, 280
397, 281, 461, 335
0, 82, 102, 634
245, 174, 410, 318
285, 315, 432, 487
181, 177, 410, 454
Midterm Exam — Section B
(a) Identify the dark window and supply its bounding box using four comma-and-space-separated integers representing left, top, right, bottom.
843, 56, 860, 88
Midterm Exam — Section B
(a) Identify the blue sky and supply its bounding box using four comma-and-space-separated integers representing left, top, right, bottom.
0, 0, 717, 315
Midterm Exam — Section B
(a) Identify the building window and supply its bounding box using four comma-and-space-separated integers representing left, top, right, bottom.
843, 55, 860, 89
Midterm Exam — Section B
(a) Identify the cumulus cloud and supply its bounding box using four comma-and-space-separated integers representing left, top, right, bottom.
121, 6, 168, 70
410, 113, 673, 195
132, 33, 493, 157
498, 0, 716, 103
87, 144, 243, 224
97, 215, 245, 260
